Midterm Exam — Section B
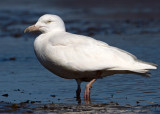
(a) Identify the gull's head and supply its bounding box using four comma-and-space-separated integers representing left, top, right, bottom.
24, 14, 65, 33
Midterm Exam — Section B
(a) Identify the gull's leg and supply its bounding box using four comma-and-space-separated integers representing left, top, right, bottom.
84, 79, 96, 101
84, 71, 102, 102
76, 79, 81, 101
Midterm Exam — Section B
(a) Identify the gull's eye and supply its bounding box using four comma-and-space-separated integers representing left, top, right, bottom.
44, 20, 52, 24
47, 20, 52, 23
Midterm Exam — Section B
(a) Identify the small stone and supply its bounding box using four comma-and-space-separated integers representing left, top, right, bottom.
31, 101, 35, 104
11, 104, 19, 109
136, 101, 140, 104
26, 110, 33, 113
9, 57, 16, 61
2, 94, 8, 97
50, 95, 56, 97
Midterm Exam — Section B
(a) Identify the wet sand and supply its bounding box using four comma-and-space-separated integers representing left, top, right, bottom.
0, 101, 160, 113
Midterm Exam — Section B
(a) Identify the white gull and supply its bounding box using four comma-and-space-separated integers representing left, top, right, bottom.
24, 14, 157, 102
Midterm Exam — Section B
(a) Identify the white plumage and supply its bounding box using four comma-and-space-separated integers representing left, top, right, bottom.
25, 14, 157, 101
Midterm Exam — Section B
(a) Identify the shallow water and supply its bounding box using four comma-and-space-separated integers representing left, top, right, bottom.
0, 0, 160, 113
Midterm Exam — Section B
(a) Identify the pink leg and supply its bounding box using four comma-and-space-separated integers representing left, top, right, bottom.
84, 79, 96, 101
84, 71, 102, 102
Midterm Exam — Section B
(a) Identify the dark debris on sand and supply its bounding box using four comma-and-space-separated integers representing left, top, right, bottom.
0, 101, 160, 113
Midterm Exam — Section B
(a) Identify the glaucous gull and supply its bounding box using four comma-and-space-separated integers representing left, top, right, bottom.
24, 14, 157, 102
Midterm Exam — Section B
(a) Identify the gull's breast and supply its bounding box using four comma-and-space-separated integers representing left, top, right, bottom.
33, 35, 86, 79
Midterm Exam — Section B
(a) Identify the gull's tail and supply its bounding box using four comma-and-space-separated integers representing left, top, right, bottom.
129, 60, 157, 77
134, 60, 157, 71
108, 60, 157, 77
